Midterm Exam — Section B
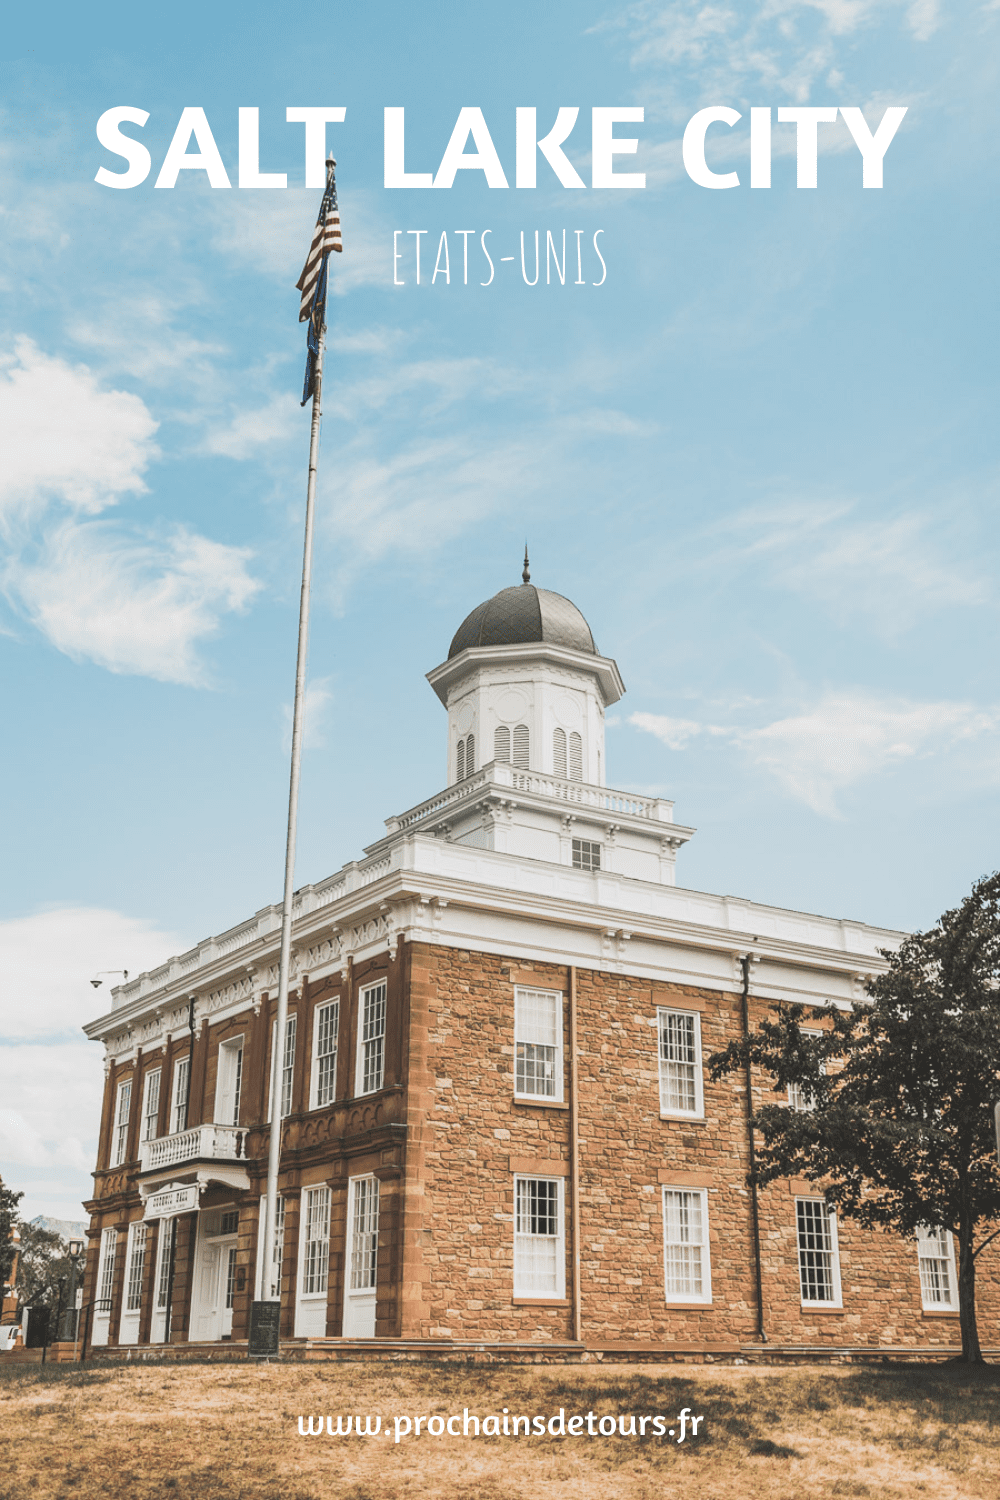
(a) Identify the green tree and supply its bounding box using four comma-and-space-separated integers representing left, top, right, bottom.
1, 1182, 23, 1301
14, 1223, 75, 1316
709, 871, 1000, 1364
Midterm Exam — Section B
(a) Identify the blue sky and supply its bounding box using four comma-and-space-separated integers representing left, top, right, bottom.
1, 0, 998, 1220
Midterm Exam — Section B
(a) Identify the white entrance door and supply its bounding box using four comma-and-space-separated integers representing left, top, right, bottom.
190, 1210, 239, 1342
343, 1175, 379, 1339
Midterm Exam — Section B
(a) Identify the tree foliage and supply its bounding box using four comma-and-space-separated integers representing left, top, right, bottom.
13, 1223, 76, 1312
1, 1182, 23, 1294
709, 871, 1000, 1363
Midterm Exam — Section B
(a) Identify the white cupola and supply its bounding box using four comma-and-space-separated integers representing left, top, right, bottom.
426, 553, 625, 789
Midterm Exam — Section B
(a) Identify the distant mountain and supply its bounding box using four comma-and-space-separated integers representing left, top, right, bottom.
28, 1216, 88, 1244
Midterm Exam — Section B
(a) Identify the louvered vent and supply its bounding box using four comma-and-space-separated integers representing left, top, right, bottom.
494, 726, 511, 763
553, 728, 567, 778
512, 724, 530, 769
569, 731, 583, 781
456, 739, 465, 783
466, 732, 476, 774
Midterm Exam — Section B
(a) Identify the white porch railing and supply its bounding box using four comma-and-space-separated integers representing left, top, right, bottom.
139, 1124, 246, 1174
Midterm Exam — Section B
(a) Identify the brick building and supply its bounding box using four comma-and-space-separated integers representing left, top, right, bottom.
81, 569, 999, 1357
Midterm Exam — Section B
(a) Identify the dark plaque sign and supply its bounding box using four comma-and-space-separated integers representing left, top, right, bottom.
248, 1300, 281, 1358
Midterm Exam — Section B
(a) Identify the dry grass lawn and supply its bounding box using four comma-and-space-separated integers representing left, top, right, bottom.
1, 1358, 998, 1500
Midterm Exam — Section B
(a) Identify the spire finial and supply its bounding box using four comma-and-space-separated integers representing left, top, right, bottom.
522, 544, 530, 585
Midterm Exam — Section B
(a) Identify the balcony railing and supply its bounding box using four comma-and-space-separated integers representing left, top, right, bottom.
138, 1124, 246, 1174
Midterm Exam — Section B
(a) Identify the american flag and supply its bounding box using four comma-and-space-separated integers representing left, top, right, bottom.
297, 159, 342, 405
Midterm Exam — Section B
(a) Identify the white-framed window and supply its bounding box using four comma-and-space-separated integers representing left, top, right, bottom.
788, 1028, 825, 1112
349, 1175, 380, 1291
125, 1222, 147, 1312
553, 727, 567, 777
796, 1198, 843, 1307
214, 1036, 244, 1126
512, 723, 529, 769
495, 726, 511, 763
155, 1220, 175, 1314
110, 1079, 132, 1166
96, 1227, 118, 1312
662, 1188, 712, 1303
140, 1068, 161, 1143
513, 1176, 565, 1297
658, 1008, 704, 1117
300, 1186, 331, 1297
355, 980, 387, 1096
225, 1246, 238, 1310
569, 730, 582, 781
311, 999, 340, 1109
268, 1015, 297, 1121
171, 1055, 190, 1134
254, 1194, 285, 1300
571, 837, 601, 872
514, 986, 563, 1101
916, 1225, 957, 1309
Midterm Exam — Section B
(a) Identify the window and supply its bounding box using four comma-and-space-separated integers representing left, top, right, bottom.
662, 1188, 712, 1303
220, 1210, 239, 1236
356, 980, 387, 1096
788, 1028, 825, 1112
569, 731, 582, 781
513, 1176, 564, 1297
512, 723, 529, 769
301, 1186, 331, 1296
141, 1069, 161, 1143
215, 1037, 244, 1126
111, 1080, 132, 1167
255, 1195, 285, 1300
311, 1000, 340, 1109
155, 1219, 175, 1314
349, 1176, 380, 1291
494, 725, 510, 763
514, 986, 563, 1101
456, 738, 465, 781
466, 732, 475, 774
553, 727, 567, 777
658, 1008, 704, 1117
571, 837, 601, 872
124, 1222, 147, 1312
171, 1056, 190, 1134
96, 1228, 118, 1312
225, 1246, 238, 1310
268, 1016, 297, 1120
796, 1198, 842, 1306
917, 1225, 956, 1309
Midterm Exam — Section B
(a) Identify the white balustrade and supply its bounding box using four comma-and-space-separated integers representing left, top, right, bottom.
139, 1124, 245, 1174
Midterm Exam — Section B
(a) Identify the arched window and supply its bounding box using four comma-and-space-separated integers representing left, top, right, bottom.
553, 728, 567, 778
494, 726, 510, 763
569, 732, 583, 781
466, 733, 476, 774
456, 738, 465, 783
512, 724, 530, 770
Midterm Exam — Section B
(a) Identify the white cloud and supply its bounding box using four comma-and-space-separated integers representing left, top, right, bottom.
7, 520, 260, 684
282, 676, 334, 753
0, 339, 158, 527
209, 189, 389, 295
0, 906, 189, 1040
630, 692, 1000, 815
202, 393, 302, 460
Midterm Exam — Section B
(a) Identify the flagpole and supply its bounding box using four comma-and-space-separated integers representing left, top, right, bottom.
257, 162, 333, 1350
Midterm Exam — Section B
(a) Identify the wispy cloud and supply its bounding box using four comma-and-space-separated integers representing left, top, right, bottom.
631, 691, 1000, 814
282, 676, 335, 753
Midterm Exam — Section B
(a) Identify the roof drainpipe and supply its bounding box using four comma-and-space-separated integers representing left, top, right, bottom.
741, 954, 767, 1344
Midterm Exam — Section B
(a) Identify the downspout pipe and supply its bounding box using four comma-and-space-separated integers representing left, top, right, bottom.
741, 954, 767, 1343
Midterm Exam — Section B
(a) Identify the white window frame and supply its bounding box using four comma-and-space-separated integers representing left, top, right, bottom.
916, 1225, 958, 1310
171, 1055, 190, 1135
214, 1035, 245, 1126
110, 1079, 132, 1167
267, 1015, 297, 1121
355, 980, 387, 1097
311, 999, 340, 1110
657, 1008, 704, 1119
571, 837, 601, 872
348, 1174, 380, 1292
514, 986, 564, 1102
662, 1186, 712, 1304
254, 1194, 286, 1300
96, 1227, 118, 1313
513, 1175, 565, 1298
124, 1221, 147, 1313
140, 1067, 161, 1143
796, 1197, 843, 1308
788, 1027, 825, 1112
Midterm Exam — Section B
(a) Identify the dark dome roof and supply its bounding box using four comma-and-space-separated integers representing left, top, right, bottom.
448, 583, 597, 660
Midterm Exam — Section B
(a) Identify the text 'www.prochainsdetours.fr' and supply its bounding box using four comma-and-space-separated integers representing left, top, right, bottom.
298, 1407, 705, 1444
